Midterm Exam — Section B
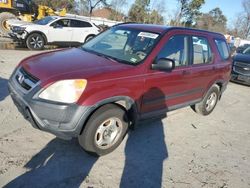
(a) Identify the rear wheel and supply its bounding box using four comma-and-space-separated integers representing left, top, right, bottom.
78, 104, 129, 156
26, 33, 45, 50
85, 35, 95, 42
0, 12, 16, 35
191, 85, 220, 116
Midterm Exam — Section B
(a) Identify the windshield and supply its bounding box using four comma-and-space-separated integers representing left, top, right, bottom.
242, 46, 250, 55
81, 27, 160, 65
34, 16, 57, 25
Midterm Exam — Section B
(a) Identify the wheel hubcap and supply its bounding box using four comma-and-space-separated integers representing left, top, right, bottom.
30, 36, 43, 49
95, 117, 122, 149
205, 92, 217, 111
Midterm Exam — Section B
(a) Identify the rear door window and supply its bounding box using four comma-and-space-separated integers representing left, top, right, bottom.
215, 39, 230, 60
192, 36, 212, 64
70, 20, 92, 28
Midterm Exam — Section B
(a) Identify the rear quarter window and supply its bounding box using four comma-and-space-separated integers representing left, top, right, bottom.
70, 20, 92, 28
214, 39, 230, 60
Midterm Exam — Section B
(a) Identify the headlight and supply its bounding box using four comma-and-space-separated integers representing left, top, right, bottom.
39, 79, 87, 103
12, 26, 26, 32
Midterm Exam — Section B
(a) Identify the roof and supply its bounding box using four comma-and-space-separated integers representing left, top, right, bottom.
49, 16, 60, 19
116, 23, 225, 38
117, 23, 169, 34
50, 15, 93, 24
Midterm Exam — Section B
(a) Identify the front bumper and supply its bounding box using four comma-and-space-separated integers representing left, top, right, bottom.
8, 71, 92, 139
231, 69, 250, 86
8, 31, 27, 42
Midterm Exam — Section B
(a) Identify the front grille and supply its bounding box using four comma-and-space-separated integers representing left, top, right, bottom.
15, 67, 39, 91
234, 62, 250, 75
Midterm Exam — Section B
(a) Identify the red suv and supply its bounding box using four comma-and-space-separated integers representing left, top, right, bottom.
8, 24, 231, 155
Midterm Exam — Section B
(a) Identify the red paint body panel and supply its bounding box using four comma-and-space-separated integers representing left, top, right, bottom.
17, 24, 231, 117
21, 48, 130, 82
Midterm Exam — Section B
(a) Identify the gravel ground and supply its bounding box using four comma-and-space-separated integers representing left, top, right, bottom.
0, 46, 250, 188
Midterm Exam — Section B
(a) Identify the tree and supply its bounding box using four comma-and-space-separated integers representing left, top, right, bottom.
109, 0, 127, 20
71, 0, 110, 16
75, 0, 89, 15
171, 0, 204, 27
148, 0, 165, 24
128, 0, 150, 23
196, 7, 227, 33
128, 0, 164, 24
86, 0, 109, 16
231, 0, 250, 39
148, 9, 164, 24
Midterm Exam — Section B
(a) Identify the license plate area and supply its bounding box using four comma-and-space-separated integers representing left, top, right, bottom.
10, 91, 29, 119
237, 75, 249, 81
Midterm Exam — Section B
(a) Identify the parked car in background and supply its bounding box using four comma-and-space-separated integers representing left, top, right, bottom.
231, 46, 250, 85
8, 24, 231, 155
9, 16, 100, 50
236, 44, 250, 54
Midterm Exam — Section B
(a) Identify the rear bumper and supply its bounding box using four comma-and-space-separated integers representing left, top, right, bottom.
8, 76, 93, 139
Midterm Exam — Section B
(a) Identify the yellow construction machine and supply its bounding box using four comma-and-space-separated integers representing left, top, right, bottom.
0, 0, 66, 35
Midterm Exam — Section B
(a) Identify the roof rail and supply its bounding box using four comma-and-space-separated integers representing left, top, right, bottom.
112, 22, 137, 27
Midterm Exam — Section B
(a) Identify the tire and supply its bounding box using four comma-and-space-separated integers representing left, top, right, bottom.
78, 104, 129, 156
0, 12, 16, 35
191, 85, 220, 116
26, 33, 45, 50
85, 35, 95, 42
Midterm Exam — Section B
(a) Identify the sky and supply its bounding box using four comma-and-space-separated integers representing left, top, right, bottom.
125, 0, 245, 26
200, 0, 244, 24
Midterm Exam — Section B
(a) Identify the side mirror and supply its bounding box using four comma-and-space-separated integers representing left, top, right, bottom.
151, 58, 175, 71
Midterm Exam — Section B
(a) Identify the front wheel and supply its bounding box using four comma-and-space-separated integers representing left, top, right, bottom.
78, 104, 129, 156
191, 85, 220, 116
26, 33, 45, 50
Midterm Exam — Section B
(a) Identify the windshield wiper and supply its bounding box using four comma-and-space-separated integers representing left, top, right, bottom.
81, 47, 118, 62
96, 53, 119, 62
81, 47, 132, 65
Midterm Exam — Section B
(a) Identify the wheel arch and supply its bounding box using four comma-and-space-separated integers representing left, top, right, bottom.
79, 96, 138, 135
204, 79, 226, 100
192, 81, 222, 116
84, 34, 96, 42
26, 31, 48, 44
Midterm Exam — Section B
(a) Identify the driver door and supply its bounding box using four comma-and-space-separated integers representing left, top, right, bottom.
48, 19, 73, 43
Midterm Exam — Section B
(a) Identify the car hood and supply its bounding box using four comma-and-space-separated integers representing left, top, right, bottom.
7, 19, 35, 28
20, 48, 132, 83
234, 53, 250, 64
